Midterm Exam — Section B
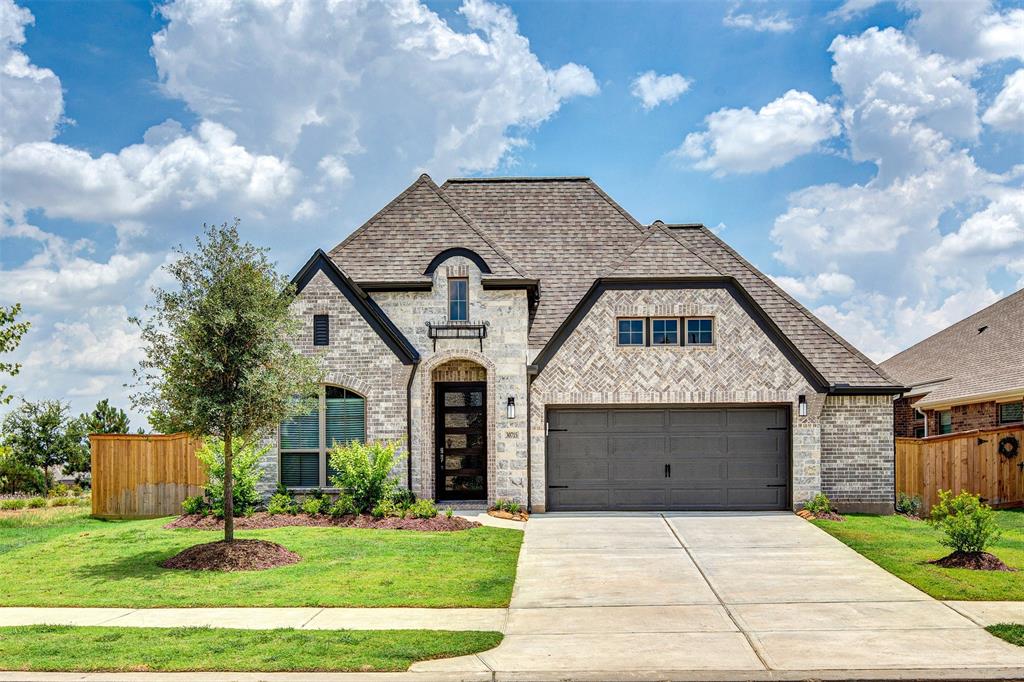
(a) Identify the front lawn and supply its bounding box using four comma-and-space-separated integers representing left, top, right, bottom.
813, 509, 1023, 601
0, 625, 501, 672
987, 624, 1024, 647
0, 508, 522, 608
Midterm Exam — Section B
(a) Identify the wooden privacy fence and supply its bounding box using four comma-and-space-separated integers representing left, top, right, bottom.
90, 433, 206, 518
895, 425, 1024, 513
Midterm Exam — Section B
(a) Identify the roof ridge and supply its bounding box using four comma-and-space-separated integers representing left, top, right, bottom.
603, 225, 660, 276
330, 174, 430, 256
881, 287, 1024, 365
691, 226, 893, 385
425, 176, 531, 279
657, 223, 726, 276
444, 176, 591, 183
585, 179, 646, 233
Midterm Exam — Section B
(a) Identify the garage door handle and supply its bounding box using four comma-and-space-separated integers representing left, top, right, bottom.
664, 464, 671, 478
765, 484, 786, 488
548, 485, 569, 489
766, 427, 787, 431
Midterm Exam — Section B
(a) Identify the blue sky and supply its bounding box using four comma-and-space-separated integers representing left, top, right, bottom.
1, 0, 1022, 427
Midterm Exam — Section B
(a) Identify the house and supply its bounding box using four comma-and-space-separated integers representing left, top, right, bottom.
880, 288, 1024, 438
258, 175, 902, 513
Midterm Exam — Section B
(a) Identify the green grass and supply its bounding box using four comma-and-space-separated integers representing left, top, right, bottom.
987, 623, 1024, 647
0, 625, 501, 672
813, 509, 1024, 601
0, 508, 522, 608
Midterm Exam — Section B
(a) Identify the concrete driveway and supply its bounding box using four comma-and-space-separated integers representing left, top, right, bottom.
414, 512, 1023, 679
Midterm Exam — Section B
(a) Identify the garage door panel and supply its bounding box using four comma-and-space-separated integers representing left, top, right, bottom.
547, 406, 789, 511
669, 409, 727, 429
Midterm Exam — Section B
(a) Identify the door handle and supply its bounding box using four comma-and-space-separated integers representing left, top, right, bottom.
665, 464, 671, 478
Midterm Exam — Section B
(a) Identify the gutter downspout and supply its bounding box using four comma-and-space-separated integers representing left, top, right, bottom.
406, 361, 419, 492
526, 373, 532, 513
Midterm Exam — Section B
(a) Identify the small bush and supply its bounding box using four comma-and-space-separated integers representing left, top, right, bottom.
928, 490, 1002, 554
301, 496, 325, 515
371, 498, 403, 519
328, 494, 356, 517
26, 497, 46, 508
803, 493, 833, 515
505, 501, 522, 515
181, 495, 208, 515
407, 499, 438, 519
0, 498, 27, 510
390, 487, 416, 508
328, 440, 401, 513
48, 497, 76, 507
267, 492, 298, 516
445, 507, 454, 519
895, 492, 922, 516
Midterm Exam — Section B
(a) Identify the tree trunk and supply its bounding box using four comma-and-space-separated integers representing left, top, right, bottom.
223, 426, 234, 543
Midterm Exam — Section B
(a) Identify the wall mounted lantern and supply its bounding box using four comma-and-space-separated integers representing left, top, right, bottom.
798, 395, 808, 417
507, 397, 516, 420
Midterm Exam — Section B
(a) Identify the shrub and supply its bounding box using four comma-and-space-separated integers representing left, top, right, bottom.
0, 498, 26, 510
493, 499, 508, 512
407, 499, 438, 519
48, 497, 76, 507
267, 492, 297, 516
301, 496, 325, 515
390, 487, 416, 508
195, 438, 267, 517
328, 440, 401, 513
26, 497, 46, 508
896, 492, 922, 516
505, 501, 522, 515
371, 498, 403, 519
803, 493, 833, 515
445, 507, 454, 519
928, 490, 1002, 554
181, 495, 208, 515
0, 446, 46, 495
328, 494, 357, 517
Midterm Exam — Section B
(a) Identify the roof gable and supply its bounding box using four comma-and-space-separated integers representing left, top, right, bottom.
292, 250, 419, 365
605, 222, 723, 279
330, 174, 526, 283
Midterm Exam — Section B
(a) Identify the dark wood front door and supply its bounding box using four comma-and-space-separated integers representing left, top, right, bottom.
435, 382, 487, 500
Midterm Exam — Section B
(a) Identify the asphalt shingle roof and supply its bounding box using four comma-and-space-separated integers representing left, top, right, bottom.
879, 288, 1024, 408
329, 175, 898, 389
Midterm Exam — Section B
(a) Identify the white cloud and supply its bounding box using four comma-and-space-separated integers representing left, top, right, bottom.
923, 189, 1024, 268
723, 7, 795, 33
676, 90, 839, 175
630, 71, 692, 110
983, 69, 1024, 132
770, 272, 856, 302
24, 306, 143, 374
150, 0, 598, 180
0, 0, 63, 151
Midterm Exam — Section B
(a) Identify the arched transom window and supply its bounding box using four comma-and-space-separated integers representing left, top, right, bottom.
279, 385, 365, 488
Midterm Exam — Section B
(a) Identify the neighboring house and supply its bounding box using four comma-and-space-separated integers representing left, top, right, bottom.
880, 289, 1024, 438
258, 175, 902, 513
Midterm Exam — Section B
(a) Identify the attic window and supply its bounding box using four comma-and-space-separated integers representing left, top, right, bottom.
313, 314, 329, 346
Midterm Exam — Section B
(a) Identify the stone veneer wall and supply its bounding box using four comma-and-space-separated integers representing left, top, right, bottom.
819, 394, 894, 513
528, 286, 825, 512
372, 256, 530, 503
256, 269, 412, 496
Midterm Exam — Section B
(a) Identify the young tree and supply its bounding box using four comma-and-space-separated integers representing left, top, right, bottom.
131, 221, 320, 542
82, 399, 131, 434
0, 304, 31, 405
2, 399, 89, 493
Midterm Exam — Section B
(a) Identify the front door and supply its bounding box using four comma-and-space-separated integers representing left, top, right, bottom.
435, 382, 487, 500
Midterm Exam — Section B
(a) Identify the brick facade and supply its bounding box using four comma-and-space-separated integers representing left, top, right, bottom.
893, 396, 925, 438
820, 394, 894, 513
269, 261, 895, 513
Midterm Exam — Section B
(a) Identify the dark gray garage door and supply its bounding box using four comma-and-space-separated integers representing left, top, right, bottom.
546, 407, 789, 511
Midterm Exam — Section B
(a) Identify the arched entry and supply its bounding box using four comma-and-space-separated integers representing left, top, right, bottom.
427, 356, 492, 501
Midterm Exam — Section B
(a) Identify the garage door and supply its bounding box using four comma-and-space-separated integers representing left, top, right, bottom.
546, 407, 789, 511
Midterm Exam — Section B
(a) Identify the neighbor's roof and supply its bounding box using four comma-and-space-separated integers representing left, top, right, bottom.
329, 175, 898, 390
879, 288, 1024, 408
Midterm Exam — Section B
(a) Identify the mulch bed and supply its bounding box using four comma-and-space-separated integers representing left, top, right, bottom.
796, 509, 844, 522
928, 551, 1016, 572
165, 512, 480, 532
160, 539, 301, 572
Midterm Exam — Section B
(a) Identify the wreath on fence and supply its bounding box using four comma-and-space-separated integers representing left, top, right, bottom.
998, 435, 1019, 459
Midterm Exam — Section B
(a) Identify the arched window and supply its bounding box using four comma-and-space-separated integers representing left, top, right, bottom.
279, 385, 365, 488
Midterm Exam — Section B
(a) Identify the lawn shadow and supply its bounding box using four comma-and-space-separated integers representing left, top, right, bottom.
70, 548, 184, 583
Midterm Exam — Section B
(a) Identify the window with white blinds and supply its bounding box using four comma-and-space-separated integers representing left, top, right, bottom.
280, 385, 365, 488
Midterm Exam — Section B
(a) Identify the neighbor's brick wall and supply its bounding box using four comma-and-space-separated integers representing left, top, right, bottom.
529, 286, 825, 511
258, 269, 412, 496
893, 396, 924, 438
820, 394, 893, 512
920, 401, 999, 436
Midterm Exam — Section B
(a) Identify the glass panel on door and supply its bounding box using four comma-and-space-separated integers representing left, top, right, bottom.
436, 384, 486, 500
